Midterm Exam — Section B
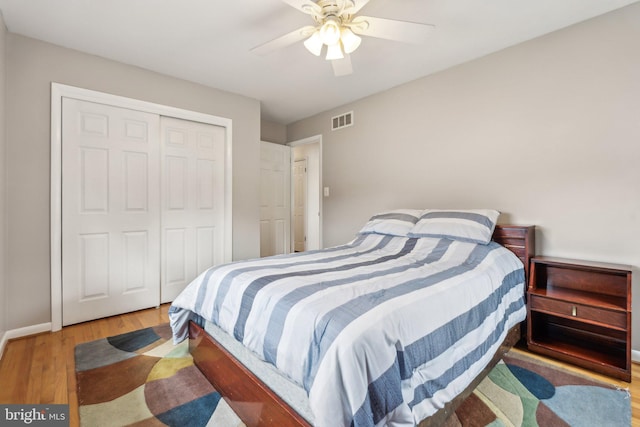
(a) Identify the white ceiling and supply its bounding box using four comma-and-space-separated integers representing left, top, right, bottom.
0, 0, 637, 124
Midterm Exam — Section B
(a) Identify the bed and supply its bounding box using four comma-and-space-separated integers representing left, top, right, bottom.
169, 210, 535, 427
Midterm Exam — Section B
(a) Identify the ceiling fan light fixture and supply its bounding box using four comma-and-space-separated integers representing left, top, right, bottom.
325, 43, 344, 60
303, 31, 323, 56
340, 27, 361, 54
319, 17, 341, 46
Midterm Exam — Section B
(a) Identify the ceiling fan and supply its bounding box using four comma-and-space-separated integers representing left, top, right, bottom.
251, 0, 434, 76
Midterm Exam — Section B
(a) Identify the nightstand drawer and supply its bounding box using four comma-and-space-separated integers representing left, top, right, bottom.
529, 295, 627, 330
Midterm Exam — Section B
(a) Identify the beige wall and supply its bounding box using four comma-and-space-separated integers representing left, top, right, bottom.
289, 5, 640, 348
0, 14, 7, 340
5, 34, 261, 330
261, 119, 287, 144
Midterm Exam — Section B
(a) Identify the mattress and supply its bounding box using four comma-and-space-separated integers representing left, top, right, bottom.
170, 232, 526, 426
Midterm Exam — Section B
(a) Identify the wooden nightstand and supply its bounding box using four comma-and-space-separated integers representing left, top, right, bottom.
527, 256, 632, 382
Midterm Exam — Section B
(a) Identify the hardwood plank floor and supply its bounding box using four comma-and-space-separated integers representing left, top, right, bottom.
0, 304, 170, 426
0, 306, 638, 426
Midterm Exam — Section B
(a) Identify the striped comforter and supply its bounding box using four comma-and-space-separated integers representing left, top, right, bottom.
169, 233, 526, 427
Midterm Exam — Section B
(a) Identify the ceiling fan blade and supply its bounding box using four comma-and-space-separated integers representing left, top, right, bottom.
342, 0, 371, 15
332, 54, 353, 76
251, 25, 316, 56
281, 0, 323, 16
351, 16, 434, 44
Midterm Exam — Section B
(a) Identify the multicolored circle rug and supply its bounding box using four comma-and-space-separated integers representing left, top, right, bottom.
448, 352, 631, 427
75, 324, 244, 426
76, 325, 631, 427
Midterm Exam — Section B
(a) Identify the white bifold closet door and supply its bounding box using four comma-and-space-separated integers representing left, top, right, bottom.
62, 99, 226, 325
160, 117, 226, 303
62, 98, 161, 325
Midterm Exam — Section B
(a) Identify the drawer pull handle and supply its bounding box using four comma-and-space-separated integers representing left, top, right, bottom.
572, 306, 577, 317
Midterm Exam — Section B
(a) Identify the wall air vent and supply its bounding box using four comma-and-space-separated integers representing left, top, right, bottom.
331, 111, 354, 131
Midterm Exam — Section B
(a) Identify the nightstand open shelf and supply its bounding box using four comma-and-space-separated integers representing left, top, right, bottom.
529, 314, 627, 369
527, 256, 632, 382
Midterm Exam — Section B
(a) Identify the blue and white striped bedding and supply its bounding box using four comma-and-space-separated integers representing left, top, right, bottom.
169, 233, 526, 427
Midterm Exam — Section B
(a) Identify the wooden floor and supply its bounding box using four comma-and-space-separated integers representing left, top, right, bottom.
0, 304, 170, 426
0, 305, 638, 426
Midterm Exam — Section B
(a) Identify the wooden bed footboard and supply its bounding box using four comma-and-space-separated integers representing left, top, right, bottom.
189, 321, 312, 427
188, 224, 535, 427
190, 321, 520, 427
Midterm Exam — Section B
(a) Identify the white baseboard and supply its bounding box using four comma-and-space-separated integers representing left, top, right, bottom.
0, 331, 7, 361
0, 323, 52, 361
632, 349, 640, 363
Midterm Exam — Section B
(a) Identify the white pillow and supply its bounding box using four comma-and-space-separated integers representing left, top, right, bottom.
359, 209, 422, 237
408, 209, 500, 244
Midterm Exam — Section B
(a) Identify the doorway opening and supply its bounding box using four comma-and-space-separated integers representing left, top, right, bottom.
289, 135, 322, 251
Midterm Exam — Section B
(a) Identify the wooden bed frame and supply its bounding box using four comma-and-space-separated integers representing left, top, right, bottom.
189, 224, 535, 427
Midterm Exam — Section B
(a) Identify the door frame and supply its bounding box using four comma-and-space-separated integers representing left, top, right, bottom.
50, 83, 233, 331
288, 134, 323, 250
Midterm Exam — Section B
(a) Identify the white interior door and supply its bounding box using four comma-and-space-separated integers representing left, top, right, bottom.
293, 159, 307, 252
291, 141, 321, 250
160, 117, 226, 303
260, 141, 291, 257
62, 98, 160, 326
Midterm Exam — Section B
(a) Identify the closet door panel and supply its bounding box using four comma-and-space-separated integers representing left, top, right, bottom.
62, 98, 161, 326
160, 117, 226, 303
